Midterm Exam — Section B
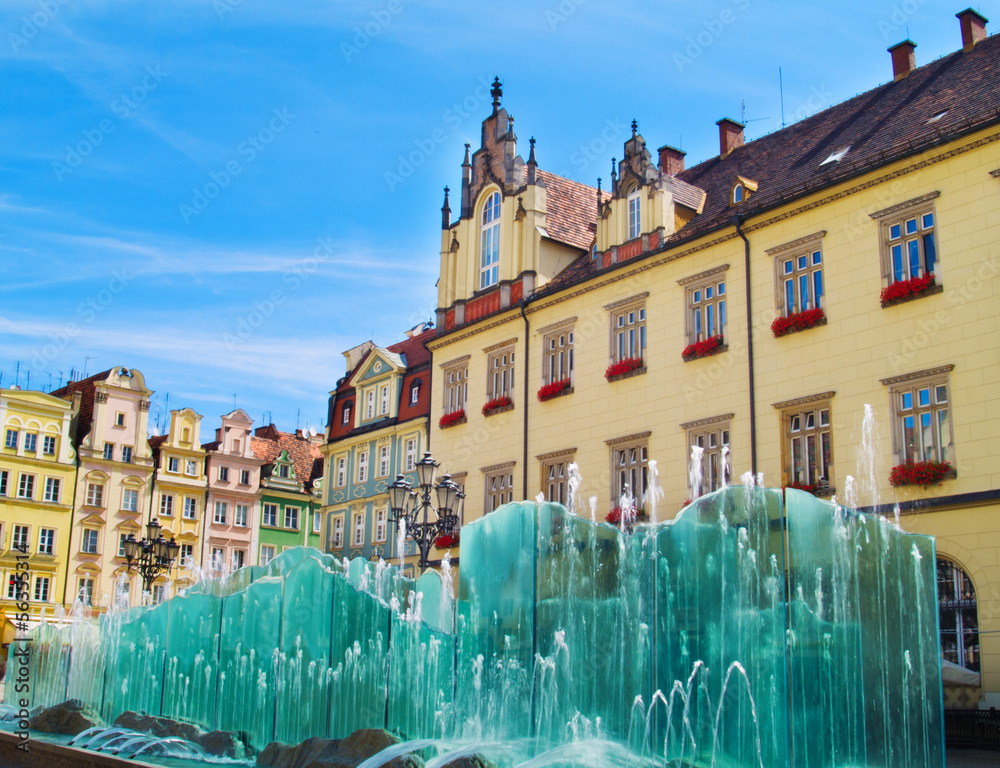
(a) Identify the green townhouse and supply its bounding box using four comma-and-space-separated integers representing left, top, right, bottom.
250, 424, 324, 564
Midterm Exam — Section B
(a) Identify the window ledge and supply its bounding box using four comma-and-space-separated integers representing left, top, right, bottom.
606, 367, 647, 383
772, 310, 827, 338
891, 468, 957, 487
483, 403, 515, 417
880, 282, 943, 308
538, 386, 574, 402
682, 343, 728, 363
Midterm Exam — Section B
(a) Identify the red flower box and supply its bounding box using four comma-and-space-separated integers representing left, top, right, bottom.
482, 396, 513, 416
605, 357, 644, 381
605, 506, 644, 524
889, 460, 953, 487
435, 532, 459, 548
537, 378, 572, 401
681, 334, 724, 361
771, 308, 826, 338
438, 409, 466, 429
784, 481, 819, 494
880, 274, 936, 307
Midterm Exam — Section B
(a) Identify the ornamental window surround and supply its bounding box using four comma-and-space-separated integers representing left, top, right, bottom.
679, 266, 728, 345
627, 187, 641, 240
870, 192, 940, 286
538, 448, 576, 506
768, 232, 825, 317
479, 190, 501, 290
938, 558, 979, 672
773, 393, 835, 491
441, 357, 469, 415
17, 473, 34, 500
539, 318, 576, 386
605, 294, 647, 365
880, 366, 955, 465
482, 462, 515, 514
43, 477, 60, 503
485, 341, 516, 402
606, 433, 650, 506
332, 515, 344, 549
681, 416, 732, 497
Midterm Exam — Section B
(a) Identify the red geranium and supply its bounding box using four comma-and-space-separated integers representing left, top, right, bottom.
605, 357, 644, 380
771, 308, 826, 338
537, 378, 572, 401
889, 460, 953, 487
438, 409, 466, 428
880, 274, 936, 306
681, 334, 724, 361
784, 481, 819, 494
435, 532, 459, 548
482, 396, 513, 416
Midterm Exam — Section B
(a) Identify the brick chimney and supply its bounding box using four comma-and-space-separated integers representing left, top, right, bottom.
888, 40, 917, 80
957, 8, 988, 50
716, 118, 745, 158
658, 144, 686, 176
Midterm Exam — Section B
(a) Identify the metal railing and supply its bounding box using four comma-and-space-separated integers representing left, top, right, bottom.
945, 709, 1000, 750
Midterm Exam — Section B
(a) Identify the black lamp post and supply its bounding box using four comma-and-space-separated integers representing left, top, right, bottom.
123, 519, 181, 595
388, 452, 464, 570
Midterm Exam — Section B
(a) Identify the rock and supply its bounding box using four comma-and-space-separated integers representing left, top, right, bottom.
259, 729, 422, 768
28, 699, 102, 735
441, 757, 496, 768
114, 711, 245, 759
199, 729, 247, 759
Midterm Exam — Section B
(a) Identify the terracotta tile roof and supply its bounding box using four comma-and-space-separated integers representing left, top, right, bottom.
50, 369, 113, 444
536, 170, 605, 251
148, 434, 168, 457
250, 429, 323, 493
386, 326, 435, 368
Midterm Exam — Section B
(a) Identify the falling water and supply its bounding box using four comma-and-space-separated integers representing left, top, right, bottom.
858, 403, 882, 509
688, 445, 704, 500
566, 462, 583, 516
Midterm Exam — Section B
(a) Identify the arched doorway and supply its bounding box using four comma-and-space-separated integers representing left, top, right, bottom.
937, 558, 980, 672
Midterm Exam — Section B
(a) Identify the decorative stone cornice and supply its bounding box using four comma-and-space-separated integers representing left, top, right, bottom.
765, 231, 827, 256
605, 431, 651, 447
677, 264, 729, 286
480, 460, 516, 473
603, 292, 649, 311
535, 447, 577, 461
868, 191, 941, 220
880, 364, 954, 386
680, 413, 734, 430
772, 391, 836, 410
439, 354, 470, 369
536, 317, 577, 335
482, 337, 517, 354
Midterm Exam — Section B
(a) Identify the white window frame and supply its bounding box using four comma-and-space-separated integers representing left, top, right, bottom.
333, 516, 344, 549
774, 394, 834, 491
263, 503, 278, 527
352, 512, 365, 547
4, 429, 18, 449
183, 497, 197, 520
442, 360, 468, 415
312, 510, 321, 534
682, 417, 732, 498
342, 402, 352, 425
240, 469, 251, 485
13, 525, 30, 552
410, 383, 420, 404
541, 321, 575, 386
871, 193, 940, 286
479, 190, 501, 289
86, 482, 104, 507
37, 527, 55, 555
214, 500, 228, 524
682, 269, 727, 345
366, 389, 375, 420
235, 503, 249, 527
606, 295, 647, 365
43, 476, 60, 503
168, 457, 180, 473
769, 233, 825, 317
185, 459, 197, 476
378, 444, 390, 478
375, 507, 387, 543
81, 528, 99, 554
260, 545, 275, 565
103, 442, 114, 460
24, 433, 37, 453
380, 384, 390, 415
42, 435, 56, 455
336, 456, 347, 487
122, 488, 139, 513
608, 434, 649, 506
540, 451, 574, 506
160, 494, 174, 516
121, 445, 132, 463
405, 438, 418, 472
218, 466, 229, 482
357, 450, 368, 483
627, 188, 641, 240
34, 576, 50, 602
284, 506, 300, 529
483, 463, 515, 514
486, 343, 516, 401
17, 473, 34, 500
882, 366, 955, 466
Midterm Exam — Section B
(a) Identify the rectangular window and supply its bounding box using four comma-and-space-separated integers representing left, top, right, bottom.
168, 457, 180, 472
42, 435, 56, 455
0, 470, 8, 496
768, 233, 826, 317
13, 525, 30, 552
353, 513, 365, 547
122, 488, 139, 513
180, 543, 194, 565
610, 438, 649, 505
333, 516, 344, 549
115, 412, 126, 427
480, 193, 501, 289
263, 503, 278, 527
160, 494, 174, 516
38, 528, 55, 555
152, 585, 165, 604
484, 465, 515, 514
884, 367, 954, 465
410, 384, 419, 404
380, 384, 390, 415
487, 345, 515, 401
443, 362, 469, 415
78, 578, 94, 605
4, 430, 17, 449
607, 296, 647, 364
375, 507, 387, 543
86, 482, 104, 507
235, 504, 249, 527
103, 443, 114, 460
684, 419, 732, 498
378, 444, 390, 478
540, 455, 573, 506
218, 466, 229, 482
542, 326, 575, 386
118, 532, 130, 557
405, 438, 417, 472
211, 547, 225, 568
34, 576, 50, 602
240, 469, 251, 485
17, 473, 34, 500
81, 529, 99, 554
121, 445, 132, 463
686, 276, 727, 344
214, 501, 228, 524
260, 545, 275, 565
779, 398, 833, 491
232, 550, 245, 569
185, 459, 197, 476
183, 497, 197, 519
7, 575, 20, 599
336, 456, 347, 487
43, 477, 60, 503
876, 201, 939, 284
628, 189, 641, 240
279, 464, 290, 478
284, 507, 299, 529
24, 433, 37, 453
232, 438, 242, 454
313, 510, 321, 533
358, 450, 368, 483
343, 403, 352, 425
366, 389, 375, 420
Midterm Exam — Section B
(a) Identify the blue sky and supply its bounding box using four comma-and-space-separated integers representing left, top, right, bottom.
0, 0, 984, 435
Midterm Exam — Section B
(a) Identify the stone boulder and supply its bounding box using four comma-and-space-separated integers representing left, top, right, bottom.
258, 729, 422, 768
28, 699, 102, 735
441, 757, 496, 768
113, 711, 246, 759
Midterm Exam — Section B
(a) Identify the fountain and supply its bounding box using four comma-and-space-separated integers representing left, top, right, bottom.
4, 485, 944, 767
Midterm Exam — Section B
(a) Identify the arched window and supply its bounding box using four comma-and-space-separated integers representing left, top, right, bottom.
627, 188, 641, 239
732, 183, 744, 204
938, 558, 980, 671
480, 191, 501, 289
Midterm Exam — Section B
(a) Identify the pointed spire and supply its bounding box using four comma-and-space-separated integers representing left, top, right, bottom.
441, 186, 451, 230
461, 143, 472, 219
507, 115, 516, 139
491, 76, 502, 114
631, 119, 638, 137
462, 142, 471, 168
527, 137, 537, 185
596, 177, 602, 216
611, 157, 617, 195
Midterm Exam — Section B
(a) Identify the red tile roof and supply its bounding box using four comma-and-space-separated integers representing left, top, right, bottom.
536, 170, 605, 251
250, 429, 323, 493
50, 369, 113, 443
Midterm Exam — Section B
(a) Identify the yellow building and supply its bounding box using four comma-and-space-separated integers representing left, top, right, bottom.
0, 387, 80, 646
148, 408, 207, 597
427, 14, 1000, 707
52, 367, 155, 609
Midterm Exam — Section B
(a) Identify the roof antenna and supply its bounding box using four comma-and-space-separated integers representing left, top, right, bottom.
779, 67, 786, 127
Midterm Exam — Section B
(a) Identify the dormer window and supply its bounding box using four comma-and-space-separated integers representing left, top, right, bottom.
342, 402, 352, 425
732, 184, 744, 204
480, 191, 501, 290
410, 381, 420, 404
729, 176, 758, 207
627, 188, 641, 240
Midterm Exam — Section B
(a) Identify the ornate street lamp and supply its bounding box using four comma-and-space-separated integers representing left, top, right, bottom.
123, 519, 181, 595
388, 452, 464, 570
